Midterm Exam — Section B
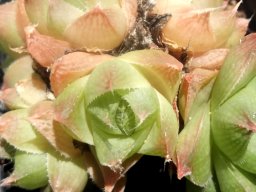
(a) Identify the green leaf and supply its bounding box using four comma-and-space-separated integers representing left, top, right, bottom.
63, 0, 87, 11
211, 34, 256, 110
138, 92, 178, 161
192, 0, 223, 8
213, 148, 256, 192
48, 0, 83, 36
120, 49, 183, 102
0, 1, 25, 56
186, 177, 220, 192
87, 89, 132, 136
29, 101, 82, 158
0, 138, 15, 159
179, 69, 217, 123
24, 0, 49, 34
176, 103, 212, 186
2, 73, 49, 110
3, 55, 34, 88
86, 88, 159, 167
15, 151, 48, 190
115, 98, 136, 136
63, 0, 121, 11
55, 75, 93, 144
47, 151, 88, 192
212, 77, 256, 174
84, 59, 150, 106
1, 151, 48, 190
0, 109, 51, 154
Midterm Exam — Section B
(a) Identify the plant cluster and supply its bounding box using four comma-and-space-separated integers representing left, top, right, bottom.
0, 0, 255, 192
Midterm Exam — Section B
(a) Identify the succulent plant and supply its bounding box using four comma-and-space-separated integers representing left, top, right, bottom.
0, 0, 254, 192
153, 0, 248, 54
176, 33, 256, 191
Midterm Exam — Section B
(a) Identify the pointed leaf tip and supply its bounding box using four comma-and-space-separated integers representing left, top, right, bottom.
28, 101, 81, 158
177, 161, 192, 179
64, 6, 127, 50
25, 26, 72, 68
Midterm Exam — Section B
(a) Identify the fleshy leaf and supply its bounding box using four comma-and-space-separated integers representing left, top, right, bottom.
154, 0, 224, 12
161, 2, 247, 54
16, 0, 31, 40
84, 59, 150, 105
88, 146, 141, 192
120, 49, 183, 102
162, 11, 215, 54
211, 77, 256, 174
188, 48, 228, 71
179, 68, 217, 122
192, 0, 223, 9
0, 109, 50, 154
0, 138, 15, 159
103, 158, 138, 192
1, 151, 48, 190
1, 73, 50, 110
62, 0, 87, 10
1, 88, 30, 109
2, 55, 35, 89
47, 151, 88, 192
25, 26, 72, 68
77, 144, 140, 192
208, 4, 237, 47
0, 1, 25, 56
211, 33, 256, 110
224, 17, 249, 48
63, 6, 127, 50
152, 0, 192, 15
186, 177, 220, 192
86, 88, 159, 168
47, 0, 84, 36
213, 148, 256, 192
28, 101, 81, 158
87, 90, 134, 136
84, 60, 161, 167
22, 0, 50, 34
50, 51, 113, 95
115, 98, 136, 136
176, 103, 211, 186
54, 75, 94, 144
138, 92, 178, 162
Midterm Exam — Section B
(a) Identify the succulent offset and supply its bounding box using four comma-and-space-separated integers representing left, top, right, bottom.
0, 0, 255, 192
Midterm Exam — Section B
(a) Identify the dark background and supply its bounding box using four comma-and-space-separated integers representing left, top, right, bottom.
239, 0, 256, 33
0, 0, 256, 191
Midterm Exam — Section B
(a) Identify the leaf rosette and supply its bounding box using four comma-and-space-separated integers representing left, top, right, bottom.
176, 33, 256, 191
25, 0, 137, 51
0, 103, 88, 192
152, 0, 248, 55
54, 50, 182, 169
